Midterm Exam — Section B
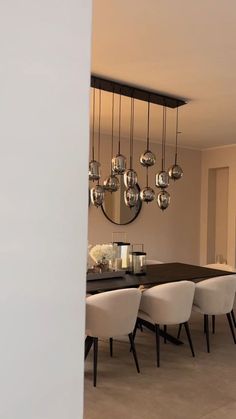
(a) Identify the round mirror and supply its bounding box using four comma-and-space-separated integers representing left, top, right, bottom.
101, 175, 142, 225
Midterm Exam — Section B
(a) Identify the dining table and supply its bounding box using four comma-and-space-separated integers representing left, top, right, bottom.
86, 262, 233, 293
85, 262, 234, 358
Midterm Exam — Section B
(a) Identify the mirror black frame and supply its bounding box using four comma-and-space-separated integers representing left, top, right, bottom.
101, 185, 142, 225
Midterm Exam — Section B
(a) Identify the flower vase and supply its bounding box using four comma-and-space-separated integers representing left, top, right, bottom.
93, 259, 110, 273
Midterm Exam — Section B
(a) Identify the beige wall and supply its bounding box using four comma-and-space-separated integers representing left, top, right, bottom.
200, 145, 236, 268
88, 135, 201, 264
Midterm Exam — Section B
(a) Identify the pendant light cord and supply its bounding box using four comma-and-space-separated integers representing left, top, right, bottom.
161, 105, 164, 170
146, 99, 151, 187
98, 87, 101, 163
175, 105, 179, 165
92, 87, 95, 161
132, 98, 135, 168
118, 90, 122, 155
147, 100, 150, 150
161, 105, 167, 171
129, 96, 134, 169
164, 106, 166, 169
111, 89, 114, 171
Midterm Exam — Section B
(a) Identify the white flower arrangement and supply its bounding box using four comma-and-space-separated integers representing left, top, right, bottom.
89, 243, 114, 263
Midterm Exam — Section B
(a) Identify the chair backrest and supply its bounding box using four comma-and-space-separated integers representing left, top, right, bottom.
86, 288, 141, 338
140, 281, 195, 325
194, 275, 236, 315
204, 263, 235, 272
146, 260, 164, 265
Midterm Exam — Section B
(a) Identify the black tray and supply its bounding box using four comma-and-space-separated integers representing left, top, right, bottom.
87, 270, 126, 281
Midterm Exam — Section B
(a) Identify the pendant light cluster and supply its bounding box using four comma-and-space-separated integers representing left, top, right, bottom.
88, 79, 185, 211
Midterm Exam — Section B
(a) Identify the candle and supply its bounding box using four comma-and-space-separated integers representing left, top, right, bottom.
115, 258, 122, 270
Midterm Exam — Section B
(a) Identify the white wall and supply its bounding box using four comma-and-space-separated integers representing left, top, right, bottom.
0, 1, 92, 418
215, 167, 229, 262
207, 167, 229, 264
89, 135, 201, 265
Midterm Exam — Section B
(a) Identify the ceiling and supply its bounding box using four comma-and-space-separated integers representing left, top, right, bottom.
91, 0, 236, 149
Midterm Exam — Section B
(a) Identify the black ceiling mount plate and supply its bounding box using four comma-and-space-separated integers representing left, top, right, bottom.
91, 74, 187, 109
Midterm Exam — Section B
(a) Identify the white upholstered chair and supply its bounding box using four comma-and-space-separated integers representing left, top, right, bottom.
146, 259, 164, 265
192, 275, 236, 352
204, 264, 236, 329
85, 288, 141, 386
139, 260, 164, 294
204, 263, 234, 271
137, 281, 196, 367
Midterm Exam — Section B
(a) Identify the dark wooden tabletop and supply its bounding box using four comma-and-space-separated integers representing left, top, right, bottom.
86, 262, 234, 293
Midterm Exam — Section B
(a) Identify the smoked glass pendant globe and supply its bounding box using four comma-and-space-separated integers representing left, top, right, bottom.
124, 169, 138, 188
155, 170, 169, 189
124, 187, 139, 207
168, 164, 183, 180
90, 185, 104, 207
89, 160, 101, 181
103, 175, 120, 192
140, 186, 155, 203
140, 150, 156, 167
112, 154, 126, 175
157, 190, 170, 210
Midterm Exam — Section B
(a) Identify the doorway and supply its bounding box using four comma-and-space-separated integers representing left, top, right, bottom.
207, 167, 229, 264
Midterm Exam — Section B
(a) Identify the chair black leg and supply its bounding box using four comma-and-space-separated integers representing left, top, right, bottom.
109, 338, 113, 357
133, 319, 139, 340
184, 322, 195, 357
164, 325, 167, 343
155, 324, 160, 367
128, 333, 140, 373
212, 315, 215, 334
93, 338, 98, 387
130, 320, 138, 352
139, 321, 143, 332
204, 315, 206, 334
85, 336, 94, 360
177, 323, 182, 339
231, 309, 236, 328
204, 314, 210, 353
226, 313, 236, 343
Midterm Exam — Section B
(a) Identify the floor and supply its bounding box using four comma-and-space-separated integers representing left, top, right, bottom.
84, 307, 236, 419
